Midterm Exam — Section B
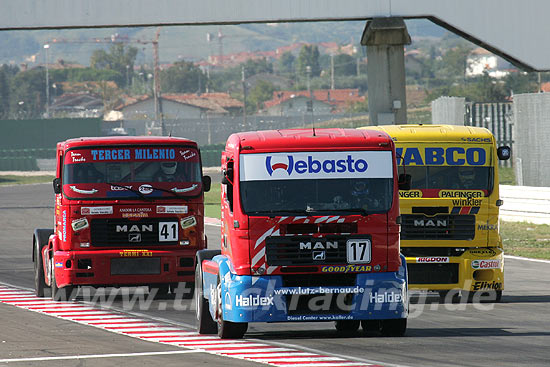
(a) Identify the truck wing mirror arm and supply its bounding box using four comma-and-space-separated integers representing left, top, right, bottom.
398, 174, 411, 191
53, 178, 61, 194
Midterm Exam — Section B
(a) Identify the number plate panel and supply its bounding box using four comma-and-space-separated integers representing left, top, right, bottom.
346, 239, 371, 264
159, 222, 178, 242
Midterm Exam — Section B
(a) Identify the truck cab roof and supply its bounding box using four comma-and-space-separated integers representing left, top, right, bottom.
226, 128, 393, 153
367, 124, 495, 144
57, 136, 198, 151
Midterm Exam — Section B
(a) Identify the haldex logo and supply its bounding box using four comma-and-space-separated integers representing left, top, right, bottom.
235, 294, 274, 307
265, 155, 368, 176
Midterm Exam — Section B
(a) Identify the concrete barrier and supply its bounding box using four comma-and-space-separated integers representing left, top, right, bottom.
500, 185, 550, 224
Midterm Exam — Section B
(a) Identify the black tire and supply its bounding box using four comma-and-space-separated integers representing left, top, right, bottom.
195, 251, 219, 335
50, 258, 75, 302
380, 318, 407, 337
33, 240, 47, 297
335, 320, 360, 333
361, 320, 381, 334
33, 229, 52, 297
216, 275, 247, 339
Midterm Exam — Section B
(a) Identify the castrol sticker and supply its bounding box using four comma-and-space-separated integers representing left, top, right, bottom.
416, 257, 450, 263
471, 259, 500, 269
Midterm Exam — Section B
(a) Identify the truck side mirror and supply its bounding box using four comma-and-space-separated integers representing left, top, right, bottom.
398, 174, 411, 191
497, 146, 511, 160
53, 178, 61, 194
202, 175, 211, 192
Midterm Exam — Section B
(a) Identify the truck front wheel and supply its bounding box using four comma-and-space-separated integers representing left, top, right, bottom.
195, 260, 217, 335
216, 276, 247, 339
380, 318, 407, 337
33, 239, 47, 297
335, 320, 360, 333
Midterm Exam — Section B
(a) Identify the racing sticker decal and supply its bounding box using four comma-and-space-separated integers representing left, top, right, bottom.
416, 257, 450, 263
81, 206, 113, 215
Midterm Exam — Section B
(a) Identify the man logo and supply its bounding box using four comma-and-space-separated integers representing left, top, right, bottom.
128, 233, 142, 242
312, 251, 326, 261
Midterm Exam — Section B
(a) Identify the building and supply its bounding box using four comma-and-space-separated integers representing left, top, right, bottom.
111, 93, 243, 135
263, 89, 365, 116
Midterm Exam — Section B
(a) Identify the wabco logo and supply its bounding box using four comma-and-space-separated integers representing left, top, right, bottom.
414, 219, 447, 227
265, 155, 368, 176
116, 225, 154, 233
299, 241, 338, 250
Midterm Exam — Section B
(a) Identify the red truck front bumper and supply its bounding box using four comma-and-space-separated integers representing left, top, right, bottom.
52, 249, 196, 288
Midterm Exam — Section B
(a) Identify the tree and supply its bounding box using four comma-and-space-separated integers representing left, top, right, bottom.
161, 60, 206, 93
9, 68, 46, 119
242, 58, 273, 77
333, 54, 357, 76
0, 65, 17, 119
296, 45, 321, 78
435, 44, 473, 81
90, 43, 138, 88
278, 51, 295, 75
246, 80, 276, 114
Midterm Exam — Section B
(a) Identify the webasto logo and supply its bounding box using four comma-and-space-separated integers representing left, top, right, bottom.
265, 155, 368, 176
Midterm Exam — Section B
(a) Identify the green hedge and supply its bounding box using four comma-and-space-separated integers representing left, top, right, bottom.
200, 144, 224, 167
0, 156, 39, 171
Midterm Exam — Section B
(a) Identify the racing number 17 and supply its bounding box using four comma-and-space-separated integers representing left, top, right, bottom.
346, 239, 371, 264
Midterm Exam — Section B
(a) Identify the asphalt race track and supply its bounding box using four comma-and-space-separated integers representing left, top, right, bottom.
1, 183, 549, 366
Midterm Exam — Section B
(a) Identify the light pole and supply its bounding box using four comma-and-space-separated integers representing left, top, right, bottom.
43, 44, 50, 118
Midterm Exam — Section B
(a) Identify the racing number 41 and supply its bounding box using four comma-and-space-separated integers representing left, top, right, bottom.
159, 222, 178, 242
346, 239, 371, 264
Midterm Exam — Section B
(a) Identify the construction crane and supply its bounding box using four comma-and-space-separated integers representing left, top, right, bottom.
48, 28, 165, 135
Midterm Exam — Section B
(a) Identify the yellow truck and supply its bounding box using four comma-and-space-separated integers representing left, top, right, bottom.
366, 124, 510, 302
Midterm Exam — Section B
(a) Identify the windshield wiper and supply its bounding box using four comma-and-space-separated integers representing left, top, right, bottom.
147, 184, 188, 199
248, 209, 308, 217
106, 182, 152, 201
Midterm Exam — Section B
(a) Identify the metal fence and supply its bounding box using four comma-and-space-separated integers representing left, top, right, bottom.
512, 93, 550, 187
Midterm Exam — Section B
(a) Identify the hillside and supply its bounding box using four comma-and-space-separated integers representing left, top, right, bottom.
0, 19, 446, 67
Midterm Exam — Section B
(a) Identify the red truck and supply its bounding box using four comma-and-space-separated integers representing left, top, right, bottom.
33, 136, 211, 301
195, 128, 408, 339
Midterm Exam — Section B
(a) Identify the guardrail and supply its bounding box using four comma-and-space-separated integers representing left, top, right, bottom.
500, 185, 550, 224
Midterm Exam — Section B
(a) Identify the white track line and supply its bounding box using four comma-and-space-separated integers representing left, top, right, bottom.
0, 283, 385, 367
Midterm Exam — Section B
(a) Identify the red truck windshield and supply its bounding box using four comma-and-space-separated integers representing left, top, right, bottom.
241, 178, 393, 215
62, 146, 202, 199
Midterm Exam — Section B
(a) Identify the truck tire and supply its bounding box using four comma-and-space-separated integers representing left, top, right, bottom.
361, 320, 381, 335
335, 320, 360, 333
50, 258, 75, 302
33, 229, 53, 297
380, 318, 407, 337
195, 250, 219, 335
216, 274, 247, 339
